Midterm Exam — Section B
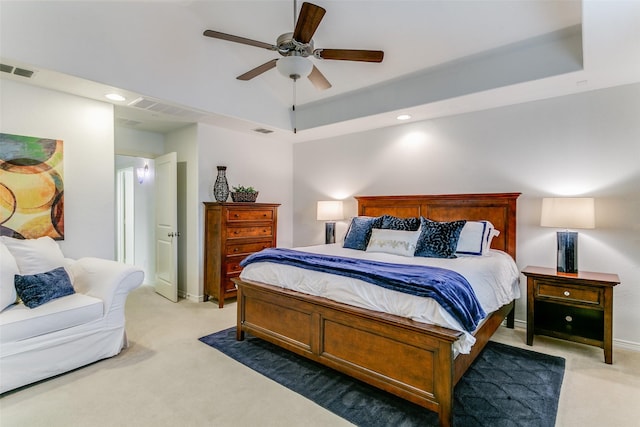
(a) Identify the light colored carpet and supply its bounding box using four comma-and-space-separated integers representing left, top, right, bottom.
1, 285, 639, 426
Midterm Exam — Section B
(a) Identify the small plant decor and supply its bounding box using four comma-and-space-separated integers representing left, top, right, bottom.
231, 185, 259, 202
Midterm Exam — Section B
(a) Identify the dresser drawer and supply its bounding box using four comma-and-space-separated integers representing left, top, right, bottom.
536, 282, 602, 306
226, 241, 273, 256
227, 225, 273, 239
225, 255, 246, 274
222, 274, 239, 294
226, 209, 274, 222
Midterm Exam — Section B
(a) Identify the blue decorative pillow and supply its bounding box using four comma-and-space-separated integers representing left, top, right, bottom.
379, 215, 421, 231
14, 267, 75, 309
415, 217, 467, 259
343, 216, 383, 250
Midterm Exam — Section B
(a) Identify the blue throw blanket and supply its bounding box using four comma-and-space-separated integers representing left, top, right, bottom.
240, 248, 486, 332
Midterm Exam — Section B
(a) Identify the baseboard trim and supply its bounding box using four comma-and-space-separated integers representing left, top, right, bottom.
186, 293, 204, 302
509, 319, 639, 352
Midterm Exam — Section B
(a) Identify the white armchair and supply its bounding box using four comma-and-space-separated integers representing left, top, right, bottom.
0, 238, 144, 394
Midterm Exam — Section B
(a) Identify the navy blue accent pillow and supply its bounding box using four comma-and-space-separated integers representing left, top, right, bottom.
14, 267, 75, 309
343, 216, 383, 250
379, 215, 421, 231
415, 217, 467, 259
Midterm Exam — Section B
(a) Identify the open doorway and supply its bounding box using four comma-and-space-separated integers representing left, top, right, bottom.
115, 155, 155, 283
116, 167, 134, 265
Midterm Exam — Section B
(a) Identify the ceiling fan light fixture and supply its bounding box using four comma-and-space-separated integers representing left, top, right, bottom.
276, 55, 313, 80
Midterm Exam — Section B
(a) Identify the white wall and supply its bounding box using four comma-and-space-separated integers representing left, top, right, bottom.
293, 83, 640, 348
197, 123, 294, 295
1, 79, 116, 260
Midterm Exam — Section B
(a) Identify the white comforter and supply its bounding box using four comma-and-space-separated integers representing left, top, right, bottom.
239, 244, 520, 354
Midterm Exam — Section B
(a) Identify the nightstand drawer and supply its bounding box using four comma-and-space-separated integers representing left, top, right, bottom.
537, 283, 602, 305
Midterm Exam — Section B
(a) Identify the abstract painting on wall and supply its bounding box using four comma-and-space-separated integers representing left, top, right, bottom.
0, 133, 64, 240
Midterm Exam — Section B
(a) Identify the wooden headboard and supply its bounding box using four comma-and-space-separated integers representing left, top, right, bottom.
355, 193, 520, 259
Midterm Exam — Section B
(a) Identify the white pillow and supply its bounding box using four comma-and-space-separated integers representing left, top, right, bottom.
366, 228, 420, 257
456, 221, 498, 256
1, 236, 66, 275
0, 242, 19, 311
485, 228, 500, 254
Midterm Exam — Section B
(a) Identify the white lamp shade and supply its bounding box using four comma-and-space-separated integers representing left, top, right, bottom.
317, 201, 344, 221
540, 198, 595, 229
276, 56, 313, 79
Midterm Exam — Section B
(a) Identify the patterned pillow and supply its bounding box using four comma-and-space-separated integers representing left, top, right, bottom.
366, 228, 421, 257
343, 216, 383, 250
415, 217, 467, 259
14, 267, 75, 309
379, 215, 421, 231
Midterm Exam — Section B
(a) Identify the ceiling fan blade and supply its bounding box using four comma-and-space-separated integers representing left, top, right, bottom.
237, 59, 278, 81
293, 2, 326, 44
308, 65, 332, 90
203, 30, 276, 51
316, 49, 384, 63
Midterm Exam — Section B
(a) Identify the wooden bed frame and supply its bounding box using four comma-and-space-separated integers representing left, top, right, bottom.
234, 193, 520, 427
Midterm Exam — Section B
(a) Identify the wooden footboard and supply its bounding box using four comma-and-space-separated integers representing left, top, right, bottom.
235, 278, 515, 427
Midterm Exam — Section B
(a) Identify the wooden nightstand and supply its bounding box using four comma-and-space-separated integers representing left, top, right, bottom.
522, 266, 620, 364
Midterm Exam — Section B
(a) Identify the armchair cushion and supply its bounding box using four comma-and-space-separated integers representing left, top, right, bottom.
1, 236, 67, 275
0, 293, 102, 344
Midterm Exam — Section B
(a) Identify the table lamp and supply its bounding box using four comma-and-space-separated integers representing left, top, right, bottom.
540, 197, 595, 274
317, 200, 344, 244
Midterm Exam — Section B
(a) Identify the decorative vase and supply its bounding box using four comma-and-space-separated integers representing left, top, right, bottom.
212, 166, 229, 202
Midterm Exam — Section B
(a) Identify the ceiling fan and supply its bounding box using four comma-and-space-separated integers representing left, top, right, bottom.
203, 1, 384, 91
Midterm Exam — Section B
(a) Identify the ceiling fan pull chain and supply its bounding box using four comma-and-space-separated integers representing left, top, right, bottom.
293, 77, 297, 134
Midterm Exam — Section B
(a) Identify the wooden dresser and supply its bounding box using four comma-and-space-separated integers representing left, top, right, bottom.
203, 202, 279, 308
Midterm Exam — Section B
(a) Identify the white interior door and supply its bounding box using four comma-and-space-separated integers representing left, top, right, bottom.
154, 152, 178, 302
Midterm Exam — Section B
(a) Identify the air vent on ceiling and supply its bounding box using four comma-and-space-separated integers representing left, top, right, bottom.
116, 118, 142, 127
253, 128, 274, 134
128, 97, 205, 120
0, 63, 35, 78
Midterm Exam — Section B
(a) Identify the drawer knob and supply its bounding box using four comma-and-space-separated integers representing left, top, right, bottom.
565, 315, 573, 322
233, 248, 239, 252
234, 214, 239, 218
564, 291, 571, 296
234, 231, 239, 234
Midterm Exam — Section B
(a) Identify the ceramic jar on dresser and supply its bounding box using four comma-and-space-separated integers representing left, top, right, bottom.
203, 202, 279, 308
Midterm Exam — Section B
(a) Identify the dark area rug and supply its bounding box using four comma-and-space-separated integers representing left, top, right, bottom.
199, 327, 564, 427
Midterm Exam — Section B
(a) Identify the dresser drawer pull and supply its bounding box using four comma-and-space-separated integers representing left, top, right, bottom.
565, 315, 573, 322
234, 214, 240, 218
564, 291, 570, 297
233, 248, 239, 252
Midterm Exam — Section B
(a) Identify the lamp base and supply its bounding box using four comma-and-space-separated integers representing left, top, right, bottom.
557, 231, 578, 274
325, 222, 336, 244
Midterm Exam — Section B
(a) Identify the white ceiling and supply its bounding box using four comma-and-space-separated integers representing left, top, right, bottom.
1, 1, 639, 142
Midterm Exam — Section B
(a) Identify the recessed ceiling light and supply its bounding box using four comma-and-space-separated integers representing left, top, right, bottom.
396, 114, 411, 121
105, 93, 126, 102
